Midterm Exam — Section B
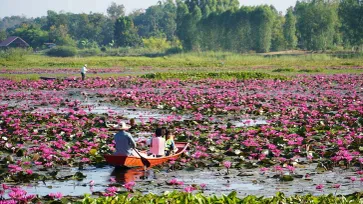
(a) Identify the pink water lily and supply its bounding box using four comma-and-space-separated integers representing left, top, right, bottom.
184, 186, 196, 193
124, 181, 135, 191
200, 183, 207, 189
332, 184, 341, 188
168, 178, 184, 186
223, 161, 232, 169
109, 177, 116, 183
48, 192, 63, 199
103, 186, 118, 196
316, 184, 324, 190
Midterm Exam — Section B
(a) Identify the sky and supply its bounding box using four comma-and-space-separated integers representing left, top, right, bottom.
0, 0, 298, 18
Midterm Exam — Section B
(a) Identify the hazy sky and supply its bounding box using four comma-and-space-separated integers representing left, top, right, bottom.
0, 0, 298, 18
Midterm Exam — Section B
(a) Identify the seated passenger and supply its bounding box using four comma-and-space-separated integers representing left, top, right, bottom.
165, 131, 178, 156
150, 127, 166, 157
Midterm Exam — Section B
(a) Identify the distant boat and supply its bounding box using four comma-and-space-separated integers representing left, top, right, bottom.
104, 142, 189, 167
39, 77, 56, 80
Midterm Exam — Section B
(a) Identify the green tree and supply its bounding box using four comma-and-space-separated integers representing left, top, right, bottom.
161, 0, 177, 40
295, 0, 339, 51
49, 25, 76, 46
251, 6, 275, 53
0, 30, 6, 42
271, 8, 286, 51
339, 0, 363, 50
46, 10, 68, 30
143, 36, 172, 51
198, 5, 278, 53
132, 0, 177, 41
283, 7, 297, 50
114, 17, 142, 47
107, 2, 125, 21
178, 5, 202, 51
232, 7, 254, 52
176, 1, 189, 50
184, 0, 238, 16
11, 23, 48, 48
0, 16, 32, 30
100, 18, 115, 46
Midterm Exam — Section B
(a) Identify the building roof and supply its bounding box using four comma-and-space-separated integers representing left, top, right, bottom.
0, 36, 30, 47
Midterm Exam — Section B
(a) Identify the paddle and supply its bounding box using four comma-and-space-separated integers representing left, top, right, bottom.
133, 148, 151, 168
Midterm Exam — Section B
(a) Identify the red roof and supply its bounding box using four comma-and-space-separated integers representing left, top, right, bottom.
0, 36, 30, 47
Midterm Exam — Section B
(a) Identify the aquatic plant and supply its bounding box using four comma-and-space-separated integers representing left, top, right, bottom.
0, 73, 363, 199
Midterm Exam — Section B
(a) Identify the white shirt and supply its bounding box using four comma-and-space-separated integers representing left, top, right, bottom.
81, 66, 88, 74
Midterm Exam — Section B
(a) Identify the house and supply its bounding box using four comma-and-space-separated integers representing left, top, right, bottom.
0, 36, 30, 49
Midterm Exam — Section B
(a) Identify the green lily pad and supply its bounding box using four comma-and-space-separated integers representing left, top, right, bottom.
237, 172, 254, 177
185, 166, 196, 171
280, 175, 294, 181
73, 172, 87, 181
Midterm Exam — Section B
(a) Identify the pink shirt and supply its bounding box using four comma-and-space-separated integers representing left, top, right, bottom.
150, 137, 165, 156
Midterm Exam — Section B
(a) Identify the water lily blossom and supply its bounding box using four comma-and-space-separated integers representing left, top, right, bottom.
48, 192, 63, 199
316, 184, 324, 190
124, 181, 136, 191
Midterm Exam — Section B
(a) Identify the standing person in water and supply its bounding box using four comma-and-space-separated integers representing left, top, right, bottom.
113, 122, 137, 156
81, 64, 88, 81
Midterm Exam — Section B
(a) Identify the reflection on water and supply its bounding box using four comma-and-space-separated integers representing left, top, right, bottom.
110, 167, 154, 183
5, 166, 363, 198
14, 166, 155, 197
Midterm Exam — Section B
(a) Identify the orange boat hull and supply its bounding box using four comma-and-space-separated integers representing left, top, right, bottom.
104, 142, 189, 167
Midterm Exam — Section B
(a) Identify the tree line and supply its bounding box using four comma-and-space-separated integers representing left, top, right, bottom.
0, 0, 362, 53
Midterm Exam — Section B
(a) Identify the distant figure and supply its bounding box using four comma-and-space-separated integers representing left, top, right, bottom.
113, 122, 136, 156
150, 127, 166, 157
81, 64, 88, 81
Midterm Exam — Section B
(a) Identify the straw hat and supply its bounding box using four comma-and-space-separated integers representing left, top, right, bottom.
84, 64, 87, 67
116, 122, 130, 130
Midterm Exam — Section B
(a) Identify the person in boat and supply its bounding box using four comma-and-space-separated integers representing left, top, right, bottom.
146, 126, 163, 146
161, 126, 168, 138
149, 127, 166, 157
165, 130, 178, 156
113, 122, 137, 156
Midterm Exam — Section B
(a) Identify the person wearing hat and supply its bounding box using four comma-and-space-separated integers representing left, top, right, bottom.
113, 122, 137, 156
81, 64, 88, 81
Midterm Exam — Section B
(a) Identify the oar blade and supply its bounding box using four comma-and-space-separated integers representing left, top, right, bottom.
133, 148, 151, 168
141, 157, 151, 168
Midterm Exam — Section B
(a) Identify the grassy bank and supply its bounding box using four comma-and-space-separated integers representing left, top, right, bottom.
0, 52, 362, 81
1, 52, 363, 69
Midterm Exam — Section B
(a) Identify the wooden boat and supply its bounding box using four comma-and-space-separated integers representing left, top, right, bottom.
40, 77, 57, 80
104, 142, 189, 167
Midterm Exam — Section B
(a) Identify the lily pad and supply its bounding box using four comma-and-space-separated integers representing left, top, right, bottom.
73, 172, 87, 181
280, 175, 294, 181
237, 172, 254, 177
